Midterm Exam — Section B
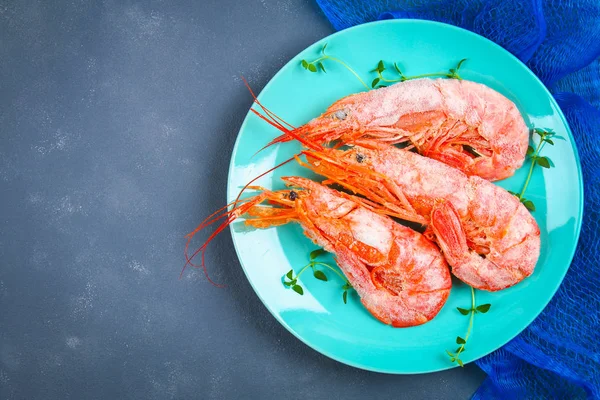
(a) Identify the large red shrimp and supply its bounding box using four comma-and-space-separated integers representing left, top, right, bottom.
249, 78, 529, 181
186, 176, 452, 327
296, 141, 541, 292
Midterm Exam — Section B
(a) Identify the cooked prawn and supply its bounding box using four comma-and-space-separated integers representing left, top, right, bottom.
186, 176, 452, 327
248, 78, 529, 181
296, 141, 541, 292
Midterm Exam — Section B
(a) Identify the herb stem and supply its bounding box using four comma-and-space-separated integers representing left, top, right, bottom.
518, 136, 547, 200
455, 286, 475, 360
324, 56, 370, 91
407, 72, 453, 79
295, 262, 313, 279
311, 261, 348, 282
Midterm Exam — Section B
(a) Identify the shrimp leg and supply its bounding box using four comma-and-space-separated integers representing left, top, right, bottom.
430, 200, 522, 292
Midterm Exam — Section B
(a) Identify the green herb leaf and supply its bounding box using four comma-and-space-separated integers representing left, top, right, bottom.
526, 145, 534, 156
377, 60, 385, 72
507, 190, 517, 196
322, 43, 328, 54
283, 281, 292, 287
450, 357, 455, 362
301, 60, 308, 69
476, 304, 491, 313
446, 350, 455, 357
523, 200, 536, 211
537, 156, 551, 168
378, 85, 388, 88
308, 63, 317, 73
456, 347, 464, 353
318, 62, 326, 73
343, 290, 348, 304
456, 58, 467, 70
371, 78, 380, 88
292, 285, 304, 295
457, 307, 471, 316
449, 68, 456, 74
310, 249, 326, 260
457, 359, 464, 367
544, 138, 554, 145
313, 270, 327, 281
286, 270, 294, 279
456, 336, 466, 345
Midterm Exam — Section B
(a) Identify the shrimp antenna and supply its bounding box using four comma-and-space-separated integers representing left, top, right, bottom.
241, 77, 324, 154
181, 193, 270, 286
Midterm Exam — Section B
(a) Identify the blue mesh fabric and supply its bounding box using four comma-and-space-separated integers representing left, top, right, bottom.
315, 1, 600, 397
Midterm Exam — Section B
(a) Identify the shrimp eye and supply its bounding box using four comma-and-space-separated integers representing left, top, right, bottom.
333, 110, 347, 120
356, 153, 365, 163
289, 190, 298, 201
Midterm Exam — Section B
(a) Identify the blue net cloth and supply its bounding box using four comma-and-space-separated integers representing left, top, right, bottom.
315, 1, 600, 398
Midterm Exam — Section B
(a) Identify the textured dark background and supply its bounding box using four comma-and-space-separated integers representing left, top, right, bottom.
0, 1, 486, 398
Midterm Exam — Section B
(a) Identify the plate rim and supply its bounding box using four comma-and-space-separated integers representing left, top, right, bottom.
225, 18, 584, 374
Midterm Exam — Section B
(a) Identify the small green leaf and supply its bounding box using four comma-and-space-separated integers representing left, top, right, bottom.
343, 290, 348, 304
290, 279, 297, 286
456, 347, 464, 353
313, 270, 327, 281
308, 63, 317, 73
526, 145, 535, 156
457, 307, 470, 316
322, 43, 328, 54
457, 59, 467, 70
457, 359, 464, 367
446, 350, 455, 357
310, 249, 326, 260
371, 78, 380, 88
378, 85, 388, 88
318, 62, 326, 73
449, 68, 456, 74
450, 357, 455, 362
301, 60, 308, 69
286, 270, 294, 279
534, 128, 546, 136
476, 304, 491, 313
456, 336, 466, 345
554, 135, 566, 141
283, 281, 292, 287
377, 60, 385, 72
507, 190, 517, 196
544, 138, 554, 145
523, 200, 536, 211
292, 285, 304, 295
537, 156, 551, 168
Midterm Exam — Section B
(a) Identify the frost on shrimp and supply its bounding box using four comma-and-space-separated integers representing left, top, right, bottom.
251, 78, 529, 181
300, 142, 541, 292
185, 176, 452, 327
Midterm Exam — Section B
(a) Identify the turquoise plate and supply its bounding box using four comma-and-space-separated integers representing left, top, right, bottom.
226, 20, 583, 373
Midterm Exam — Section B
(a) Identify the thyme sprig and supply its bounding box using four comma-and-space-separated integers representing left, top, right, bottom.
509, 127, 564, 211
370, 58, 467, 88
446, 286, 491, 367
301, 43, 370, 91
282, 248, 354, 303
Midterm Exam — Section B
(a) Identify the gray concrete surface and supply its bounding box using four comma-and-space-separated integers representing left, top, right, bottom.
0, 0, 486, 398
